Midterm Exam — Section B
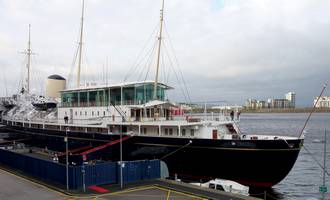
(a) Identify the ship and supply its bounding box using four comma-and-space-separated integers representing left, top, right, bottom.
0, 0, 304, 188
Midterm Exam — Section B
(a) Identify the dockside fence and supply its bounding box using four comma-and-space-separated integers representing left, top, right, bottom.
0, 149, 160, 189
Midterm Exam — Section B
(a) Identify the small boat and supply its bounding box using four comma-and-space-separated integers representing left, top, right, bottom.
2, 98, 16, 109
192, 179, 249, 196
32, 96, 57, 111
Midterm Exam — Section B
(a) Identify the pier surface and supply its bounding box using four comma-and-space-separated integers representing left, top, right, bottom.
0, 166, 259, 200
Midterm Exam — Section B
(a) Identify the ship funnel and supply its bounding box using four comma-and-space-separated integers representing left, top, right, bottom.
45, 74, 66, 98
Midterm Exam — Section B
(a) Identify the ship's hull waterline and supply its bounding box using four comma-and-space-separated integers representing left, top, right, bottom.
4, 125, 303, 188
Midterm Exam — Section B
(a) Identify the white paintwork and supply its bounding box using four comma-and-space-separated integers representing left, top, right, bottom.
2, 91, 301, 141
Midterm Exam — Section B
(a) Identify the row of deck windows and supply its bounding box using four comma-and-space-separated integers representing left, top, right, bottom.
164, 128, 194, 136
66, 110, 107, 117
61, 84, 165, 107
139, 127, 195, 137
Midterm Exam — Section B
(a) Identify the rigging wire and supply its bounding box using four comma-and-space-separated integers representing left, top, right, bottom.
164, 22, 192, 103
83, 46, 97, 85
160, 41, 167, 84
162, 42, 189, 102
135, 39, 156, 81
124, 23, 160, 82
106, 57, 110, 85
143, 41, 158, 82
136, 40, 158, 81
17, 56, 27, 94
302, 145, 330, 177
137, 42, 156, 80
67, 27, 82, 88
160, 44, 167, 99
30, 55, 45, 95
2, 67, 8, 96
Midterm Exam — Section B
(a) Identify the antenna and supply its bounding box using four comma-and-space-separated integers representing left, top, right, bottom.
153, 0, 165, 100
77, 0, 85, 88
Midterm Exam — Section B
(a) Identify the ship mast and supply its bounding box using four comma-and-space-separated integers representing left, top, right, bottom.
21, 24, 33, 94
27, 24, 32, 93
153, 0, 165, 100
77, 0, 85, 88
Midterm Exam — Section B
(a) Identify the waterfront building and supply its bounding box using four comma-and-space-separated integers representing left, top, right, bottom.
267, 98, 273, 108
246, 92, 296, 109
314, 96, 330, 108
245, 99, 257, 109
285, 92, 296, 108
256, 101, 266, 109
273, 99, 290, 109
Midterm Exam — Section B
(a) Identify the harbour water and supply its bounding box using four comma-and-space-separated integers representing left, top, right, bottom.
240, 113, 330, 200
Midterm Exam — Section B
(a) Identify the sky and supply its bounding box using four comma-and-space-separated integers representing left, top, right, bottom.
0, 0, 330, 107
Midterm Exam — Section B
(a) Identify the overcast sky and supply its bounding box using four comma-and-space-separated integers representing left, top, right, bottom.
0, 0, 330, 107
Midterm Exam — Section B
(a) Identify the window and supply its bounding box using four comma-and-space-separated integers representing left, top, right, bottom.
75, 111, 77, 116
103, 111, 106, 116
89, 91, 97, 106
165, 128, 168, 135
80, 111, 82, 116
143, 128, 147, 135
169, 128, 173, 136
97, 111, 99, 116
190, 129, 195, 136
79, 92, 88, 106
85, 111, 87, 116
92, 111, 94, 116
65, 111, 67, 115
123, 87, 135, 105
182, 129, 186, 136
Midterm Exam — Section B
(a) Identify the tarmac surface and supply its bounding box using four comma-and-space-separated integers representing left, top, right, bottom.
0, 168, 63, 200
0, 166, 259, 200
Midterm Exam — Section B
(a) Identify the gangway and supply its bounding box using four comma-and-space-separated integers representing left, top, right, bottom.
79, 135, 131, 157
57, 145, 92, 157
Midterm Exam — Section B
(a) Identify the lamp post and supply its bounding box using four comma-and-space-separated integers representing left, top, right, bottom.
321, 129, 327, 200
65, 127, 69, 190
82, 164, 86, 192
120, 125, 123, 189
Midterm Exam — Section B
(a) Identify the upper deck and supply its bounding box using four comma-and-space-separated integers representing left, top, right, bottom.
60, 81, 173, 107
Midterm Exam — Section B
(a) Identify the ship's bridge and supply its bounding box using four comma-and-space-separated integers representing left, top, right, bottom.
60, 81, 173, 107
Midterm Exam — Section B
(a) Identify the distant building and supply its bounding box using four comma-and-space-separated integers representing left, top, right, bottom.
285, 92, 296, 108
273, 99, 290, 108
245, 99, 257, 109
267, 98, 273, 108
256, 100, 266, 109
246, 91, 296, 109
314, 96, 330, 108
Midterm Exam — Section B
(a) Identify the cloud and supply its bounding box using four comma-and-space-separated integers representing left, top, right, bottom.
0, 0, 329, 107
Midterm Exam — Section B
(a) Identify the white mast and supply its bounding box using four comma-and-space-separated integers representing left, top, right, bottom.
77, 0, 85, 88
153, 0, 165, 100
27, 24, 32, 93
20, 24, 33, 94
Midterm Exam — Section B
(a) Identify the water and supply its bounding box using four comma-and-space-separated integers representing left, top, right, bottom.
239, 113, 330, 200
